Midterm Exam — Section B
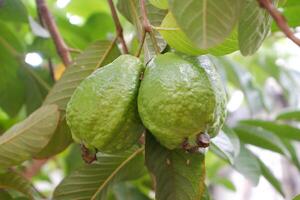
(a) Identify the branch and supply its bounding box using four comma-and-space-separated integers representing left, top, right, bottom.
23, 159, 48, 179
36, 0, 72, 67
107, 0, 129, 54
258, 0, 300, 46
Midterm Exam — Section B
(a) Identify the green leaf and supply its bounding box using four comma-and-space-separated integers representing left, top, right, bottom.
168, 0, 240, 49
276, 110, 300, 122
0, 22, 26, 116
238, 0, 275, 55
20, 65, 51, 115
145, 133, 205, 200
0, 189, 13, 200
234, 124, 287, 155
113, 182, 150, 200
53, 147, 145, 200
211, 177, 236, 191
0, 0, 28, 23
159, 12, 239, 56
0, 105, 60, 169
281, 139, 300, 171
240, 119, 300, 141
293, 194, 300, 200
258, 159, 285, 197
210, 129, 239, 165
233, 144, 261, 185
43, 40, 120, 110
34, 116, 72, 158
0, 170, 36, 199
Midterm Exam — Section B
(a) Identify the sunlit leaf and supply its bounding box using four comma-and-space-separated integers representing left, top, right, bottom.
238, 0, 276, 55
168, 0, 240, 49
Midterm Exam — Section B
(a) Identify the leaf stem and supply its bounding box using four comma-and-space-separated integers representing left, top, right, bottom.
36, 0, 72, 67
140, 0, 160, 55
258, 0, 300, 46
107, 0, 129, 54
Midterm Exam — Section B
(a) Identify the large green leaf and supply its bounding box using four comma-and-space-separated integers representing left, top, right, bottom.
238, 0, 275, 55
276, 110, 300, 122
258, 159, 285, 197
0, 105, 60, 169
234, 124, 287, 155
0, 170, 37, 199
240, 120, 300, 141
0, 0, 28, 23
145, 133, 205, 200
168, 0, 240, 49
34, 116, 72, 158
53, 147, 145, 200
233, 144, 261, 185
43, 40, 120, 110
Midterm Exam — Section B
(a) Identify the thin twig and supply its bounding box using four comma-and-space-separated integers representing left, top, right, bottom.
135, 29, 146, 57
36, 0, 72, 67
140, 0, 160, 54
258, 0, 300, 46
107, 0, 129, 54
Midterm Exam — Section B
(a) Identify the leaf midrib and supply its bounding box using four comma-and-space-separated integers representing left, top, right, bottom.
90, 147, 144, 200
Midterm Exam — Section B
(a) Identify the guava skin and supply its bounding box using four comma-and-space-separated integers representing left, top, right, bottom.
138, 53, 227, 150
66, 55, 145, 153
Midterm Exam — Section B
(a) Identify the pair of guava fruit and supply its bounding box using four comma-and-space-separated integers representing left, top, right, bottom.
66, 53, 227, 153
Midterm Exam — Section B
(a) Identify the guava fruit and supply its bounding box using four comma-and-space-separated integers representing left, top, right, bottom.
66, 55, 145, 153
149, 0, 168, 9
159, 12, 239, 56
138, 53, 227, 150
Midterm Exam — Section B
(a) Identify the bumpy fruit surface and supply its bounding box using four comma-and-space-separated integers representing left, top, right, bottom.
138, 53, 226, 150
159, 12, 238, 56
66, 55, 145, 153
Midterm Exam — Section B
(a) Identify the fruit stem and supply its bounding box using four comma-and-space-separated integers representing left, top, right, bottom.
140, 0, 160, 55
107, 0, 129, 54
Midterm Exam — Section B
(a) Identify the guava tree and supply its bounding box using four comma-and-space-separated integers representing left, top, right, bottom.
0, 0, 300, 200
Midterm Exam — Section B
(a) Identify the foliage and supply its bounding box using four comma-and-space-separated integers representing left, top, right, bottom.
0, 0, 300, 199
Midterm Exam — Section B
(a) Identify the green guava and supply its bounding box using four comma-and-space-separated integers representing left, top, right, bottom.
66, 55, 145, 153
138, 53, 227, 150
